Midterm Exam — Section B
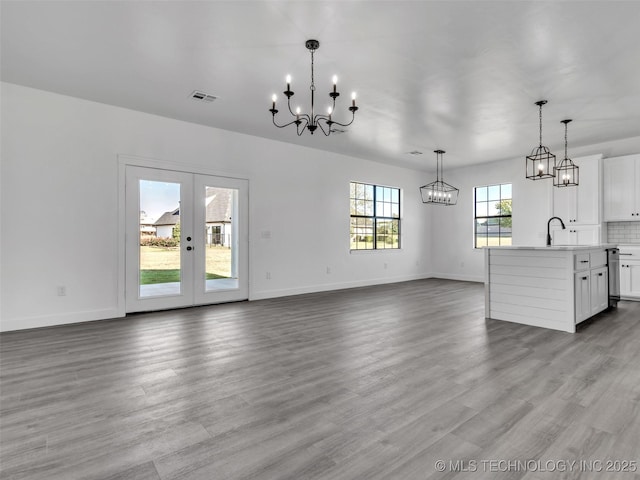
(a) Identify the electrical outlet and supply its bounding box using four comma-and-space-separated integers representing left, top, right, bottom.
57, 286, 66, 296
266, 272, 271, 280
384, 262, 388, 269
326, 267, 331, 274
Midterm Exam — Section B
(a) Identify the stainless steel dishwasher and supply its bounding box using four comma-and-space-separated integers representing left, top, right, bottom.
606, 247, 620, 308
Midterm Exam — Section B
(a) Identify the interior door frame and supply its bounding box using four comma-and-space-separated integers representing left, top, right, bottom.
117, 154, 250, 317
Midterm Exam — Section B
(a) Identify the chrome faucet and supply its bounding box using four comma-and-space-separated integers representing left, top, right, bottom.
546, 216, 566, 246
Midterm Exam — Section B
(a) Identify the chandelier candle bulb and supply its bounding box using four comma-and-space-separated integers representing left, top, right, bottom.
332, 75, 337, 93
352, 92, 356, 107
271, 94, 276, 110
286, 75, 291, 91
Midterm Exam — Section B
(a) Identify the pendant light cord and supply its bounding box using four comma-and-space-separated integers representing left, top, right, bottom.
309, 48, 316, 120
539, 102, 543, 148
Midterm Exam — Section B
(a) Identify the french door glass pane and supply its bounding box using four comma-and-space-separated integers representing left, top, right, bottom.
204, 186, 239, 291
139, 179, 181, 297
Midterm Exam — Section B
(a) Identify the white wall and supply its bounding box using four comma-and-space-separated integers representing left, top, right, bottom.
0, 83, 432, 331
431, 136, 640, 282
3, 82, 638, 331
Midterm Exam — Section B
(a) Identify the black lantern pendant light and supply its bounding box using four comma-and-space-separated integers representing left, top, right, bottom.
269, 39, 358, 136
526, 100, 556, 180
554, 119, 579, 187
420, 150, 459, 205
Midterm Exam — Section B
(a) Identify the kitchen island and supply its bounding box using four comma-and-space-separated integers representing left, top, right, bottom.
484, 245, 616, 333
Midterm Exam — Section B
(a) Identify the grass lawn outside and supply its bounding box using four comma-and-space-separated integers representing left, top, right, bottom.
139, 245, 232, 285
140, 269, 227, 285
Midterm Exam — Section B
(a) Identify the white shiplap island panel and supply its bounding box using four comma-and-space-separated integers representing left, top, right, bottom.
484, 245, 615, 333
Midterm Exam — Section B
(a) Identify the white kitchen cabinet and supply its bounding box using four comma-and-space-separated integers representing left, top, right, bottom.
551, 225, 601, 246
603, 154, 640, 221
553, 154, 602, 225
590, 267, 608, 314
574, 271, 591, 323
619, 246, 640, 300
620, 261, 640, 299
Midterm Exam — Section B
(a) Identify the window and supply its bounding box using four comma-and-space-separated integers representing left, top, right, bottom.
474, 183, 512, 248
350, 182, 400, 250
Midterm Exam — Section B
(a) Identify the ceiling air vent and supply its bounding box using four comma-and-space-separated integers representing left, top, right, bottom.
330, 128, 347, 134
190, 90, 218, 103
408, 150, 423, 155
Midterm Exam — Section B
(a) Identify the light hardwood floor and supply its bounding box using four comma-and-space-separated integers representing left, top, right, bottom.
1, 279, 639, 480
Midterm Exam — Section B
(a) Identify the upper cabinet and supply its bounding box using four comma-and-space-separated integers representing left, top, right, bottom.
553, 154, 602, 226
603, 154, 640, 221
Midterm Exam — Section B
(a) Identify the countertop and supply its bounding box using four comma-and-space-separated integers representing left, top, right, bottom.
484, 244, 618, 251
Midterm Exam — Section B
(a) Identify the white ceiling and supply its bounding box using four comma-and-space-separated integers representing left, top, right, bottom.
2, 1, 640, 171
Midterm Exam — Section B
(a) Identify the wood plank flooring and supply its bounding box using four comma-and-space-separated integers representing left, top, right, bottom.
1, 279, 639, 480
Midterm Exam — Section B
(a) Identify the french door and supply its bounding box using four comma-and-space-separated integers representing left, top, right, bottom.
125, 165, 248, 313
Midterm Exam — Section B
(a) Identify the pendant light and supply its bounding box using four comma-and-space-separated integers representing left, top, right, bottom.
269, 39, 358, 136
554, 119, 579, 187
420, 150, 459, 205
526, 100, 556, 180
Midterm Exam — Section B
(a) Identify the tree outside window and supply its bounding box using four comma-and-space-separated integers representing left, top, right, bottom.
474, 184, 512, 248
350, 182, 401, 250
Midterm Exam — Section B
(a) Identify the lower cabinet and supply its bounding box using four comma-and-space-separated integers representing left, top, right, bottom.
574, 272, 591, 323
574, 260, 609, 324
620, 260, 640, 299
590, 267, 608, 313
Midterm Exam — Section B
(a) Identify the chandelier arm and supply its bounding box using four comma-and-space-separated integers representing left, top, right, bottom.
285, 96, 297, 117
296, 118, 309, 136
271, 116, 304, 129
316, 120, 331, 136
326, 112, 356, 128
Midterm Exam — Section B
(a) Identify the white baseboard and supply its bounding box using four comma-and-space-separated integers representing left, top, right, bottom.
429, 272, 484, 283
249, 273, 433, 301
1, 275, 482, 332
0, 308, 122, 332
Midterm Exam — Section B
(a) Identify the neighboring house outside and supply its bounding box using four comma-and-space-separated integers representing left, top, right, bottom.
152, 188, 233, 245
205, 187, 233, 247
154, 208, 180, 238
139, 211, 156, 237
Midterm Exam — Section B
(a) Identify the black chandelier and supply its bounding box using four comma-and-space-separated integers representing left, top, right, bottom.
554, 119, 579, 187
269, 39, 358, 136
420, 150, 459, 205
526, 100, 556, 180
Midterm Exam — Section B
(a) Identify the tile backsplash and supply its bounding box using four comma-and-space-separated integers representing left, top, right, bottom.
607, 221, 640, 244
